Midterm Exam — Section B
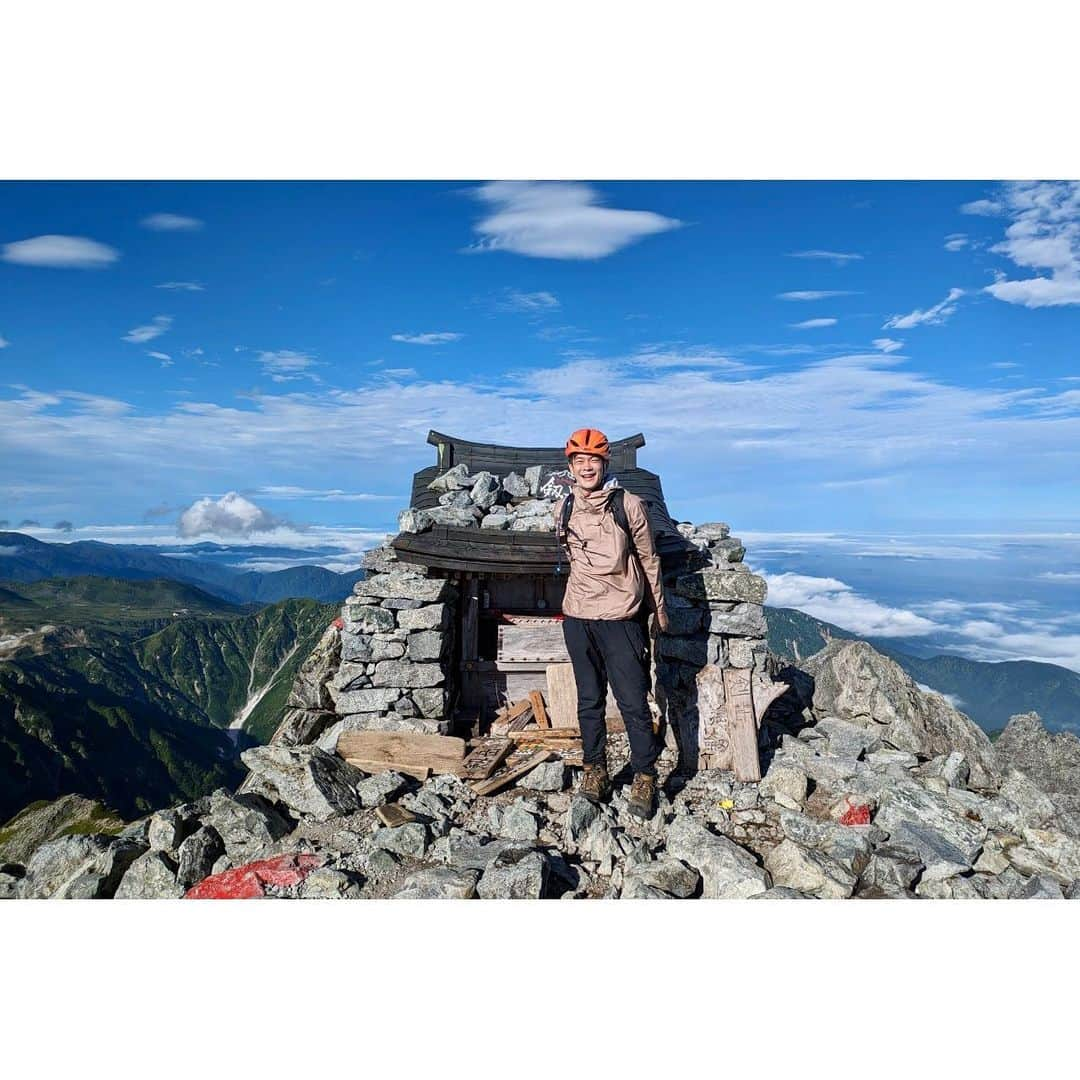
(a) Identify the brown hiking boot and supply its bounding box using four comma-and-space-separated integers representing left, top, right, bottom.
578, 763, 612, 803
627, 772, 657, 819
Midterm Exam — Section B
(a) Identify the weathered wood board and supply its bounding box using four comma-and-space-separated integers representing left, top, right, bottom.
497, 622, 571, 663
471, 749, 554, 797
528, 689, 550, 729
460, 738, 514, 780
375, 803, 418, 827
338, 731, 466, 776
544, 663, 628, 730
347, 759, 432, 781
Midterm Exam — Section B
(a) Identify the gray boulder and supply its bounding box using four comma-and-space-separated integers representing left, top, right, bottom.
764, 839, 857, 899
797, 640, 1000, 789
518, 761, 567, 792
202, 790, 291, 862
392, 866, 480, 899
621, 858, 700, 899
115, 850, 185, 899
476, 846, 549, 898
298, 868, 363, 898
372, 822, 430, 859
176, 825, 226, 890
240, 746, 365, 822
995, 712, 1080, 799
18, 835, 144, 899
664, 817, 770, 898
858, 844, 923, 896
286, 623, 340, 711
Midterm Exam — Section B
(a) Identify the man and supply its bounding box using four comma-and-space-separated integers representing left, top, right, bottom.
555, 427, 670, 819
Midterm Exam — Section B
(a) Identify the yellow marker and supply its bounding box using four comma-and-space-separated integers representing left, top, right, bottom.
719, 799, 734, 810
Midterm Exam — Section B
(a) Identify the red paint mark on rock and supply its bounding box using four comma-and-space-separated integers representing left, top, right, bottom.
185, 853, 324, 899
839, 802, 871, 826
331, 617, 344, 630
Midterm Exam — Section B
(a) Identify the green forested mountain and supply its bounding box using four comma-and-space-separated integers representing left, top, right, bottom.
765, 605, 1080, 736
0, 587, 337, 820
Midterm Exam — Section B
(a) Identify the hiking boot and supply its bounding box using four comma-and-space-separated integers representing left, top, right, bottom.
578, 763, 612, 803
627, 772, 657, 819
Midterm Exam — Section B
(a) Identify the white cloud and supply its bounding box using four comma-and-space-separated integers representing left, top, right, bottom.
777, 290, 856, 301
1042, 571, 1080, 582
141, 213, 204, 232
468, 181, 681, 260
787, 250, 862, 265
883, 288, 964, 329
391, 332, 463, 346
944, 234, 969, 251
178, 492, 284, 537
1, 234, 120, 269
791, 318, 837, 329
148, 351, 172, 366
500, 289, 560, 313
961, 199, 1004, 217
156, 281, 204, 291
257, 485, 401, 502
981, 181, 1080, 308
991, 361, 1019, 369
123, 315, 172, 344
915, 682, 966, 710
759, 570, 941, 637
255, 349, 319, 381
872, 338, 903, 353
0, 334, 8, 349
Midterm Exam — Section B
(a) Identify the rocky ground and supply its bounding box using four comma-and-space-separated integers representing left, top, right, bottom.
5, 639, 1080, 900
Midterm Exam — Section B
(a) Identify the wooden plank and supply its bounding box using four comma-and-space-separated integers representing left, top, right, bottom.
528, 689, 550, 729
724, 666, 761, 783
346, 758, 432, 781
375, 803, 418, 827
545, 663, 578, 729
337, 731, 466, 777
508, 728, 580, 742
506, 698, 533, 723
471, 750, 554, 797
507, 703, 535, 731
497, 623, 570, 663
459, 738, 514, 780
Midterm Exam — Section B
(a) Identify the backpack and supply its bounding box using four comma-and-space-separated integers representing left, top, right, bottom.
555, 487, 638, 576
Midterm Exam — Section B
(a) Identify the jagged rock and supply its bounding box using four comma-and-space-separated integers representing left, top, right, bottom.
439, 489, 474, 509
286, 624, 340, 710
815, 716, 883, 759
0, 868, 23, 899
797, 641, 1000, 790
705, 603, 766, 637
369, 638, 406, 660
381, 597, 424, 610
865, 748, 919, 771
272, 708, 337, 747
518, 761, 566, 792
675, 570, 767, 605
502, 472, 531, 499
564, 796, 602, 846
428, 507, 481, 527
340, 631, 373, 663
342, 602, 397, 634
407, 630, 448, 662
858, 844, 924, 896
371, 660, 445, 688
397, 508, 434, 533
759, 765, 808, 810
354, 573, 454, 604
362, 545, 399, 573
115, 850, 185, 898
0, 795, 127, 865
331, 686, 403, 714
299, 868, 363, 898
17, 835, 144, 899
185, 852, 324, 899
476, 846, 549, 898
481, 513, 509, 529
355, 772, 410, 808
396, 604, 449, 631
1014, 873, 1066, 899
764, 839, 857, 899
373, 822, 430, 859
664, 817, 770, 898
920, 751, 971, 789
176, 825, 226, 890
696, 522, 731, 541
998, 770, 1057, 827
524, 465, 543, 495
875, 780, 987, 881
498, 801, 540, 842
995, 713, 1080, 797
915, 874, 984, 899
752, 886, 813, 899
778, 811, 877, 876
427, 463, 472, 493
240, 746, 365, 822
621, 858, 700, 899
392, 866, 480, 899
433, 828, 518, 871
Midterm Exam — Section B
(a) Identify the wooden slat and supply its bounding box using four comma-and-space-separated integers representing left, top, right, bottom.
529, 690, 550, 729
497, 623, 570, 663
459, 738, 514, 781
545, 663, 578, 729
471, 749, 555, 797
375, 804, 418, 827
508, 728, 580, 742
724, 666, 761, 783
338, 731, 466, 777
507, 703, 535, 731
346, 759, 432, 781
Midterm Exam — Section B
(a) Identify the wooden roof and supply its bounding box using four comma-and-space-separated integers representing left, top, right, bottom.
394, 430, 695, 575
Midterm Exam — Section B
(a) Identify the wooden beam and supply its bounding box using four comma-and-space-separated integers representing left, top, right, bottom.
471, 750, 554, 797
528, 689, 550, 729
375, 804, 418, 827
345, 759, 432, 781
338, 731, 465, 779
724, 666, 761, 783
459, 738, 514, 781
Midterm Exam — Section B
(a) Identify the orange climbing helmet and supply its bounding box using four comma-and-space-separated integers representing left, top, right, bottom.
564, 427, 611, 461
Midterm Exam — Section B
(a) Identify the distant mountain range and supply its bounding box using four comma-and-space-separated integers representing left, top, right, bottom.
766, 606, 1080, 736
0, 531, 363, 604
0, 577, 337, 820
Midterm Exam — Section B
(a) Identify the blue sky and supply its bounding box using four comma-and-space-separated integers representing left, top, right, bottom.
3, 180, 1080, 670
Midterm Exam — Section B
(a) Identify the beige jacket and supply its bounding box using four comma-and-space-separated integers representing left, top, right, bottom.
556, 485, 667, 622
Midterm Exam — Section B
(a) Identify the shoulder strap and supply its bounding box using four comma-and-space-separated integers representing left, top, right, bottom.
558, 493, 575, 543
609, 488, 638, 563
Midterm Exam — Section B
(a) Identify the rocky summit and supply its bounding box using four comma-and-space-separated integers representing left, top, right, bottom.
5, 639, 1080, 900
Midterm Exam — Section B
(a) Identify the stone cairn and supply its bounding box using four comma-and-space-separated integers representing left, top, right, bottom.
272, 461, 778, 774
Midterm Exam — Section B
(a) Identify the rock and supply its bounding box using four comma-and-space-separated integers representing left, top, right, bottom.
524, 465, 543, 495
764, 838, 857, 899
564, 796, 602, 845
115, 850, 185, 899
428, 507, 480, 527
392, 866, 481, 899
202, 790, 291, 863
355, 771, 410, 808
858, 844, 923, 896
995, 712, 1080, 798
286, 624, 340, 711
369, 638, 406, 660
796, 641, 999, 790
875, 780, 986, 881
621, 858, 700, 899
147, 808, 189, 853
759, 765, 808, 810
751, 887, 813, 899
999, 770, 1058, 827
371, 660, 445, 688
865, 748, 919, 771
427, 463, 472, 493
331, 686, 404, 714
815, 716, 883, 759
176, 826, 226, 890
396, 604, 449, 631
17, 835, 144, 899
362, 545, 399, 572
476, 846, 549, 899
915, 875, 984, 899
499, 801, 540, 842
397, 508, 434, 533
0, 794, 127, 866
411, 688, 447, 717
0, 869, 22, 899
664, 817, 770, 898
407, 630, 448, 662
298, 868, 363, 898
705, 604, 766, 637
439, 489, 474, 509
778, 811, 876, 876
696, 522, 731, 541
675, 570, 767, 605
341, 602, 397, 634
518, 761, 566, 792
185, 853, 324, 899
272, 708, 337, 747
502, 472, 531, 499
920, 751, 971, 788
339, 631, 373, 663
1014, 873, 1065, 900
471, 472, 501, 510
354, 573, 454, 604
240, 746, 365, 822
372, 822, 429, 859
481, 513, 509, 530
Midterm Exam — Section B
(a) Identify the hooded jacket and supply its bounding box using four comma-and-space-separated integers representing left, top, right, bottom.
555, 484, 667, 622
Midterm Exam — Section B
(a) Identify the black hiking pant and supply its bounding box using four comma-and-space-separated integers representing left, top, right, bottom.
562, 614, 660, 777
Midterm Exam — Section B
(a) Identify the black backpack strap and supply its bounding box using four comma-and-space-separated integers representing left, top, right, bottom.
555, 493, 575, 576
609, 487, 637, 562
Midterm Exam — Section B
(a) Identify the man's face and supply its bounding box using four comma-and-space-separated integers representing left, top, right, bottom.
569, 453, 606, 491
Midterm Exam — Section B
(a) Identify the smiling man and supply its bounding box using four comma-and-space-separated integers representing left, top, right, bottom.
555, 428, 670, 819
